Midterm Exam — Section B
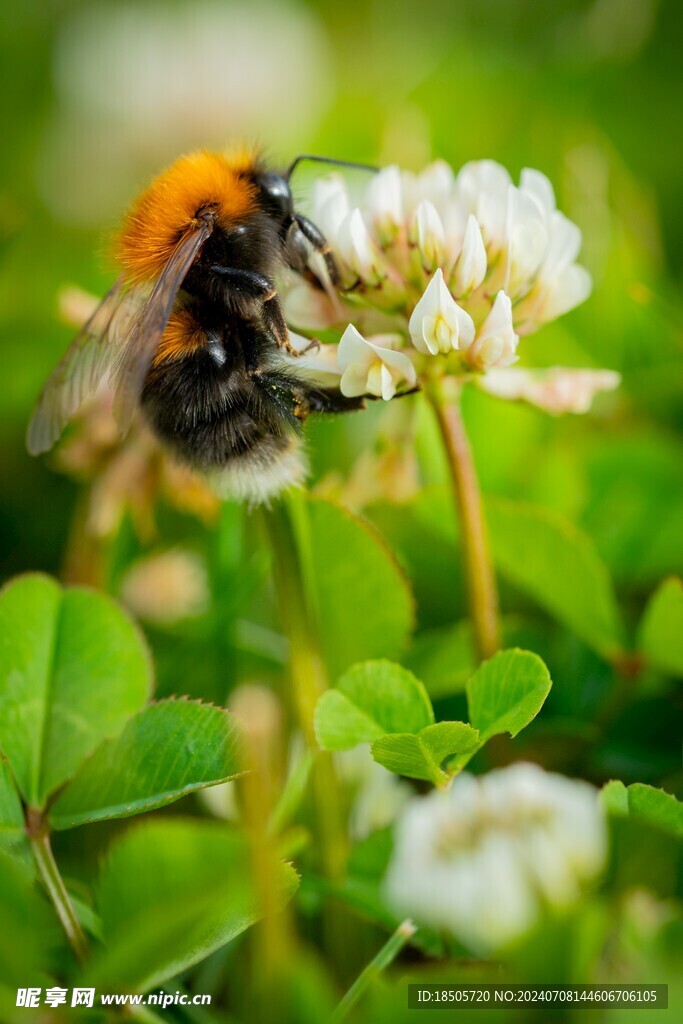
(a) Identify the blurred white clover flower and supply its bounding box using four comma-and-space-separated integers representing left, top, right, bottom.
120, 548, 209, 625
479, 367, 622, 415
290, 159, 620, 415
383, 763, 607, 954
336, 746, 412, 841
41, 1, 333, 225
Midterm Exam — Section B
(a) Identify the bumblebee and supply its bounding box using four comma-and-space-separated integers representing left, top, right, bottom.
27, 148, 374, 501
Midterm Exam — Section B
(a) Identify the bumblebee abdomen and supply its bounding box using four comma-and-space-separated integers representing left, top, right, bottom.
117, 149, 261, 284
142, 333, 301, 469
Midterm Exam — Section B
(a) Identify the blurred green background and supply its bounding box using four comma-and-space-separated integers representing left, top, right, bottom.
1, 0, 681, 585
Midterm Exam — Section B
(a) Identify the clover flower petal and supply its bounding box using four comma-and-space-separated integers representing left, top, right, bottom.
512, 213, 591, 330
455, 159, 512, 253
450, 213, 487, 296
520, 167, 556, 220
402, 159, 455, 217
506, 184, 548, 295
409, 269, 474, 356
338, 324, 416, 401
479, 367, 621, 414
465, 290, 519, 371
338, 208, 386, 285
539, 262, 593, 322
283, 281, 338, 331
282, 331, 344, 383
311, 173, 350, 241
366, 165, 403, 243
410, 199, 446, 271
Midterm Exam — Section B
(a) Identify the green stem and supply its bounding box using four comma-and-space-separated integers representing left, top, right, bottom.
263, 499, 347, 882
26, 808, 88, 963
427, 381, 500, 660
264, 499, 326, 745
329, 920, 417, 1024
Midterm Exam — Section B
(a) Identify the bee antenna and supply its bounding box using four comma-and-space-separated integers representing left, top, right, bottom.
286, 155, 379, 182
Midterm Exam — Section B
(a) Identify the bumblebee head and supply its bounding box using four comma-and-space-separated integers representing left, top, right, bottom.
254, 171, 294, 226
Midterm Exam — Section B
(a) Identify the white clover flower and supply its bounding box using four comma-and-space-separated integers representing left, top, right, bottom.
402, 159, 455, 218
287, 156, 615, 415
366, 164, 403, 244
384, 763, 607, 954
512, 174, 593, 333
505, 184, 548, 296
465, 290, 519, 372
520, 167, 556, 221
283, 329, 344, 383
311, 173, 350, 242
479, 367, 621, 414
120, 548, 209, 624
538, 222, 593, 323
338, 325, 417, 401
408, 269, 475, 356
336, 747, 412, 841
455, 160, 512, 254
338, 208, 387, 285
282, 281, 338, 332
410, 199, 446, 271
450, 214, 487, 297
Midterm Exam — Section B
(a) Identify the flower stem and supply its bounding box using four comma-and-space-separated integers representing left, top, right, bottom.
329, 919, 417, 1024
427, 381, 500, 660
26, 808, 88, 963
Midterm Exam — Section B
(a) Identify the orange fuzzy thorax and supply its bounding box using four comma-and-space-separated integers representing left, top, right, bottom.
152, 308, 205, 367
116, 149, 259, 283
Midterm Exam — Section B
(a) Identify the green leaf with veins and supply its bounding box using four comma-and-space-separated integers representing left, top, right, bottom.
466, 648, 552, 743
50, 699, 244, 830
314, 660, 433, 751
0, 574, 152, 808
371, 721, 480, 784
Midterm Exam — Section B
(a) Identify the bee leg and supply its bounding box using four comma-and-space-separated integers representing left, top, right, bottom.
261, 291, 292, 351
283, 221, 310, 274
301, 383, 420, 417
208, 265, 295, 352
261, 291, 323, 360
294, 214, 341, 286
301, 385, 367, 416
283, 224, 327, 293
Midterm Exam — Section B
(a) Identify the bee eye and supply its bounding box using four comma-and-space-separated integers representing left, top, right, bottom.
256, 173, 292, 221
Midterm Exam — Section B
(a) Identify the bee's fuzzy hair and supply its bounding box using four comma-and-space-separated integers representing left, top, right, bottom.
117, 148, 261, 284
209, 434, 308, 507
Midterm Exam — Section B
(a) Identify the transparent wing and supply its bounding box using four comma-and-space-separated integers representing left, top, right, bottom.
26, 278, 145, 455
112, 218, 214, 433
27, 216, 214, 455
